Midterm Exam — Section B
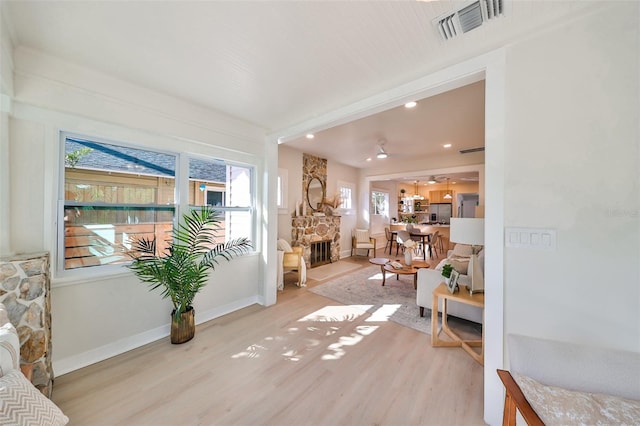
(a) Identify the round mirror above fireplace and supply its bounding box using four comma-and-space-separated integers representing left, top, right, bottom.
306, 177, 325, 212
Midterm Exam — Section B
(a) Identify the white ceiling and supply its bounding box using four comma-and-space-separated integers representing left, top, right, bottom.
286, 79, 485, 169
4, 1, 602, 169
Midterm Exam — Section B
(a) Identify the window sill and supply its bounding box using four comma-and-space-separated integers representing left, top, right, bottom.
52, 251, 261, 288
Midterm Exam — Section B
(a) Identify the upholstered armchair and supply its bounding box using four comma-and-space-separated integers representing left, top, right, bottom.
277, 239, 306, 289
351, 229, 376, 257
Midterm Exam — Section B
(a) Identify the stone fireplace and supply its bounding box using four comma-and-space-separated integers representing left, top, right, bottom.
291, 216, 341, 268
290, 153, 342, 268
0, 251, 53, 397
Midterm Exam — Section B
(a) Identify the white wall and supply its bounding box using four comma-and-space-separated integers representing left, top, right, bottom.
277, 144, 358, 258
503, 3, 639, 352
277, 144, 303, 240
327, 159, 359, 256
0, 4, 13, 257
270, 4, 639, 424
7, 47, 271, 375
368, 180, 395, 236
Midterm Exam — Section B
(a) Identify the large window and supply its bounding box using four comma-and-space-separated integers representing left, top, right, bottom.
59, 134, 254, 275
338, 180, 355, 214
371, 190, 389, 216
277, 168, 288, 212
188, 157, 254, 244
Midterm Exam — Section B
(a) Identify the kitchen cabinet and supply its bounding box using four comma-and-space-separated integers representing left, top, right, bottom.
430, 190, 454, 204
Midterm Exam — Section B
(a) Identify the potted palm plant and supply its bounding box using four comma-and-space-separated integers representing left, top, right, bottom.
128, 206, 252, 344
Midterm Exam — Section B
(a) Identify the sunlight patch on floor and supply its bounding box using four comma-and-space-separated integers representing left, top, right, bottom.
365, 304, 401, 322
297, 305, 372, 322
232, 305, 385, 362
367, 272, 393, 281
321, 325, 380, 360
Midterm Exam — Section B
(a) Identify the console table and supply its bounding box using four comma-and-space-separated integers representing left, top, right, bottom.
431, 283, 484, 365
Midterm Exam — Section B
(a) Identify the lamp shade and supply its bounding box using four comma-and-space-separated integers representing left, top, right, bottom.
450, 218, 484, 245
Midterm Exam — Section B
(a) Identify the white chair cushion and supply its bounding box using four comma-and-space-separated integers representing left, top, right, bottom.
355, 229, 371, 244
0, 322, 19, 377
0, 370, 69, 425
514, 373, 640, 425
357, 243, 375, 249
277, 239, 293, 252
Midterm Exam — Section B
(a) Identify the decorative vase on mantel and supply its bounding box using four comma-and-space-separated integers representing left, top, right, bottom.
404, 250, 412, 266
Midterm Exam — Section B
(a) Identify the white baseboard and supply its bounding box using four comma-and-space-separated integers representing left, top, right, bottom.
53, 295, 261, 377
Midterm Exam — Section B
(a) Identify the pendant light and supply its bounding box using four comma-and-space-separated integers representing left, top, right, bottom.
413, 181, 424, 200
443, 178, 452, 200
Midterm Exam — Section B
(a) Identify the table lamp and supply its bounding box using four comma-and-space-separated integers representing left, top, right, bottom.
449, 218, 484, 294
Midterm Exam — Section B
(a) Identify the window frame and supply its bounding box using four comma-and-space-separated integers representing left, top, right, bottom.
370, 190, 390, 217
57, 132, 256, 279
186, 154, 256, 245
277, 168, 288, 213
337, 180, 355, 215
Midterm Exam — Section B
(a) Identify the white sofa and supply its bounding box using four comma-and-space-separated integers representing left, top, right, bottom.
499, 334, 640, 425
0, 302, 68, 425
416, 244, 483, 324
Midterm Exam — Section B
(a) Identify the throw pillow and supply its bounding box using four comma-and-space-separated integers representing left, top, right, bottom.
451, 244, 473, 258
450, 259, 469, 275
0, 370, 69, 426
434, 258, 469, 275
0, 322, 19, 377
277, 239, 293, 253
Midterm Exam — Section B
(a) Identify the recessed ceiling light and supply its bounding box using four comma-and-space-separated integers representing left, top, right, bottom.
366, 157, 372, 162
306, 133, 314, 139
443, 143, 452, 148
404, 101, 417, 109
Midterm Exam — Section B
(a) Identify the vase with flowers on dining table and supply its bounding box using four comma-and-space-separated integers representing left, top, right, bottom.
403, 239, 417, 266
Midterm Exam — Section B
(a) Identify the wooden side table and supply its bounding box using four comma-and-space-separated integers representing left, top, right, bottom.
431, 283, 485, 365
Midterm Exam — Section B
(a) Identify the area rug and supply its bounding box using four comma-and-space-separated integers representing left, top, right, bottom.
309, 264, 433, 335
306, 260, 362, 282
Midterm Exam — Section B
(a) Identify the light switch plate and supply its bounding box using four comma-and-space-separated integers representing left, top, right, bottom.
505, 227, 556, 250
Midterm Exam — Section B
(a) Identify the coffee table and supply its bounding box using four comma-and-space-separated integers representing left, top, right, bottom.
383, 260, 429, 290
368, 257, 390, 286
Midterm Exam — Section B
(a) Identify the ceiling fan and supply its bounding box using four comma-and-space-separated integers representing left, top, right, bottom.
376, 139, 389, 159
427, 175, 449, 183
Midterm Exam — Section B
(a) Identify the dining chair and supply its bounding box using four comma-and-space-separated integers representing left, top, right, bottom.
395, 230, 412, 255
427, 230, 440, 259
404, 224, 423, 256
384, 227, 397, 255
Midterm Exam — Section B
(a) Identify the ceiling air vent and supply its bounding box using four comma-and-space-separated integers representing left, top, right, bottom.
434, 0, 504, 41
459, 147, 485, 154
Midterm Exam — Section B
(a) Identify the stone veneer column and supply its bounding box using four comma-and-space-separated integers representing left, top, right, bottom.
0, 252, 53, 397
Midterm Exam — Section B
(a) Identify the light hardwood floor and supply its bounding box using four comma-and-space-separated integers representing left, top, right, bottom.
52, 246, 485, 425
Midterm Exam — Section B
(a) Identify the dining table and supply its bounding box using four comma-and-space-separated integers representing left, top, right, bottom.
409, 231, 433, 261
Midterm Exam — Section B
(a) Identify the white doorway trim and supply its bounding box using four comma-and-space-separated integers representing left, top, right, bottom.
270, 50, 506, 426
